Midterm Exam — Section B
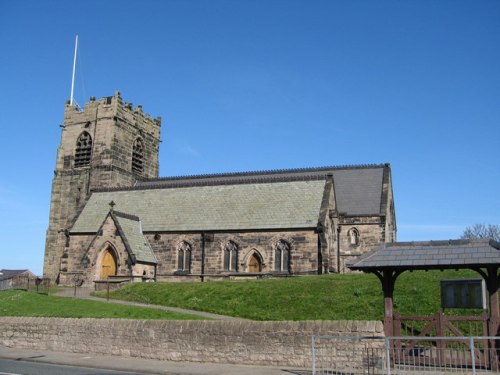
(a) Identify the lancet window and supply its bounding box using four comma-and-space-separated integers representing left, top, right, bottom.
223, 241, 238, 272
348, 228, 360, 246
274, 240, 290, 272
177, 241, 192, 273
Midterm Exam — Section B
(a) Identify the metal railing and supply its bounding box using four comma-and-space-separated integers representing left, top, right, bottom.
312, 335, 500, 374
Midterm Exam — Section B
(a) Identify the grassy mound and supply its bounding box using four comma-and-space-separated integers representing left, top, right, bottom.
0, 289, 204, 320
100, 269, 482, 320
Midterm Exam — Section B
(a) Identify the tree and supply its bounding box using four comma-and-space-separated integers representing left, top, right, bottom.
460, 224, 500, 242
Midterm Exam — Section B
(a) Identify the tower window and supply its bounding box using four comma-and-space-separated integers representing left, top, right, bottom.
132, 138, 144, 174
223, 241, 238, 272
74, 132, 92, 167
274, 240, 290, 272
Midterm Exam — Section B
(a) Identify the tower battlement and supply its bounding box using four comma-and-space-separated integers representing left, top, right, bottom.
64, 91, 161, 140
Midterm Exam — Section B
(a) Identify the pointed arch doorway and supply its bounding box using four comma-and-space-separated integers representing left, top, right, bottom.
248, 253, 262, 273
100, 247, 117, 280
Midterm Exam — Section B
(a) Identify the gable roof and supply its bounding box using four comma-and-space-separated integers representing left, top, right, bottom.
71, 164, 390, 234
134, 164, 387, 217
111, 211, 157, 264
347, 239, 500, 271
72, 180, 326, 233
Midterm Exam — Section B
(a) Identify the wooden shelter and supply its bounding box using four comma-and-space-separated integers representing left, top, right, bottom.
347, 239, 500, 337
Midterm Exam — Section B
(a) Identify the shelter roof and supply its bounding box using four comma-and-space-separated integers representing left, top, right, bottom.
348, 239, 500, 271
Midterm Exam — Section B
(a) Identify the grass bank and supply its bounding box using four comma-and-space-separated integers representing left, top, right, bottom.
0, 289, 204, 320
98, 269, 482, 320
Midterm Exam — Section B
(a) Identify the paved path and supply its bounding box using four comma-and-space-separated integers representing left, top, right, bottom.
0, 347, 305, 375
52, 287, 245, 321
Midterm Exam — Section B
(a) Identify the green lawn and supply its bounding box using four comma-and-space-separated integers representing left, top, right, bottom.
1, 270, 484, 320
0, 289, 204, 320
96, 269, 483, 320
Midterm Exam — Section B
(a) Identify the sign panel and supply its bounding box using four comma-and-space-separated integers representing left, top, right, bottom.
440, 278, 486, 309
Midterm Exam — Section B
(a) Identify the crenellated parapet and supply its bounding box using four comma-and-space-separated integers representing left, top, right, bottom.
63, 91, 161, 137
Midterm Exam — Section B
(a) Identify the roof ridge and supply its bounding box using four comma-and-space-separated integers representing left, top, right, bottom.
113, 210, 140, 221
137, 163, 388, 183
386, 239, 494, 248
95, 173, 327, 193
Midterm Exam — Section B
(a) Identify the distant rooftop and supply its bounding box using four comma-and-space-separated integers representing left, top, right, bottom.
0, 269, 31, 281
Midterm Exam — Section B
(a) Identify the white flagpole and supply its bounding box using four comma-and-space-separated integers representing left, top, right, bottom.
70, 34, 78, 106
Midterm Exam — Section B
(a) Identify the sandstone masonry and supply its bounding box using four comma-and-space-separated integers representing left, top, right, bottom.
0, 317, 383, 368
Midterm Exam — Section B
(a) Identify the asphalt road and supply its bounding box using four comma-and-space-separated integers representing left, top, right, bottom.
0, 347, 299, 375
0, 358, 144, 375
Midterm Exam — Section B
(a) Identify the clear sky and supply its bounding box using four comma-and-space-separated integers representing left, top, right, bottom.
0, 0, 498, 275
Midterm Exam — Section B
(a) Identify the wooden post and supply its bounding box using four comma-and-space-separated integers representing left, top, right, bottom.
383, 271, 395, 337
487, 267, 500, 371
374, 270, 401, 337
487, 267, 500, 336
436, 311, 446, 366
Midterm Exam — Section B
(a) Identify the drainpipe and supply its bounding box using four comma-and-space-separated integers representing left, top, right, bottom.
316, 224, 324, 275
336, 225, 341, 273
201, 232, 206, 282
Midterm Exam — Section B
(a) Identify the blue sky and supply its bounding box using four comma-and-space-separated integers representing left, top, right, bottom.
0, 0, 498, 275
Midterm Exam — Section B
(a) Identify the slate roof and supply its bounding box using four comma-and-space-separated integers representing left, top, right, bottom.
112, 212, 157, 264
0, 269, 31, 281
71, 164, 390, 234
134, 164, 386, 216
347, 239, 500, 271
332, 168, 384, 216
72, 180, 327, 233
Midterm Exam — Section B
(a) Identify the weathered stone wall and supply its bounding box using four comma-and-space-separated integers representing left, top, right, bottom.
61, 219, 391, 285
150, 230, 320, 278
0, 318, 383, 368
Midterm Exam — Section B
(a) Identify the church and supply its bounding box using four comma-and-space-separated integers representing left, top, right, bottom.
43, 92, 397, 286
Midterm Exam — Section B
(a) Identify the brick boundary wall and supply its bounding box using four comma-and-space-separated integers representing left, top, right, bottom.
0, 317, 383, 368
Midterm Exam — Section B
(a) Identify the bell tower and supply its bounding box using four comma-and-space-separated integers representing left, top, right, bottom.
43, 91, 162, 280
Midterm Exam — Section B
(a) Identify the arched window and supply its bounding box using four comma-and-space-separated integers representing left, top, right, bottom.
274, 240, 290, 272
348, 228, 360, 246
132, 138, 144, 174
223, 241, 238, 272
177, 241, 192, 272
74, 132, 92, 167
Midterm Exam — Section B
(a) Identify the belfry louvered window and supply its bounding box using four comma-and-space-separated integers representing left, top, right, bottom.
132, 138, 144, 174
74, 132, 92, 167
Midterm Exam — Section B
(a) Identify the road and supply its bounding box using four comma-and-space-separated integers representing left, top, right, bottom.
0, 347, 297, 375
0, 358, 144, 375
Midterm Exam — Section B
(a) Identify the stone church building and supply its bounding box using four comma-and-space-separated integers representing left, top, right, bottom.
43, 92, 396, 286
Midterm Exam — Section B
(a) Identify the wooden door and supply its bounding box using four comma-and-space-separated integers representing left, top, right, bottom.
248, 254, 261, 272
100, 249, 117, 279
